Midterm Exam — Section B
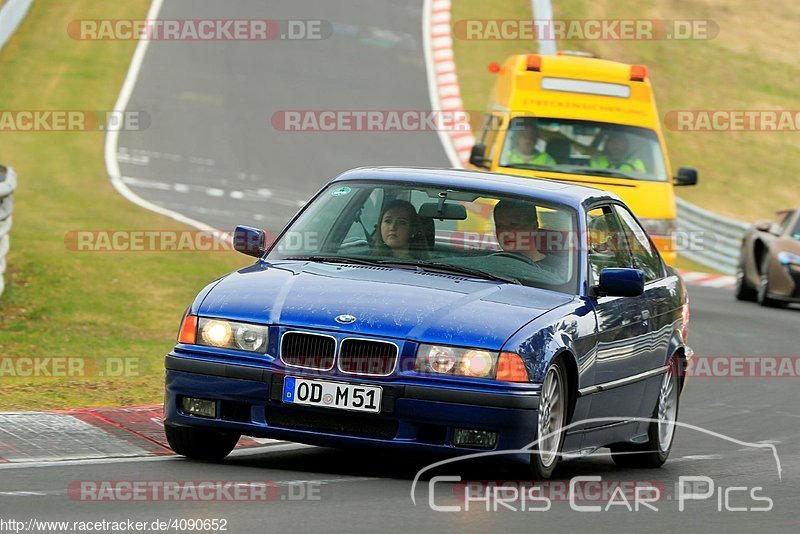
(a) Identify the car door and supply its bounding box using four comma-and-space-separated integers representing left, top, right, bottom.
613, 205, 674, 373
583, 205, 653, 425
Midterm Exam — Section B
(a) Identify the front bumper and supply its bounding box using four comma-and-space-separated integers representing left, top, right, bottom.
165, 353, 540, 458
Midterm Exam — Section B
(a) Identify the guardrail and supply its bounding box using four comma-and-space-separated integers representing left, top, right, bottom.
676, 198, 749, 275
0, 166, 16, 297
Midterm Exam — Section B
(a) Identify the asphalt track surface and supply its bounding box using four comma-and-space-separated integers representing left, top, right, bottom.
3, 1, 799, 532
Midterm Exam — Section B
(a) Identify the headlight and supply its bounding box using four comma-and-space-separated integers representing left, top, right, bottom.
196, 317, 268, 353
777, 251, 800, 266
639, 218, 676, 238
415, 344, 528, 382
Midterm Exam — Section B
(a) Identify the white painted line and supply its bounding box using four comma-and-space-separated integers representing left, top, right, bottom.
104, 0, 220, 234
0, 454, 178, 470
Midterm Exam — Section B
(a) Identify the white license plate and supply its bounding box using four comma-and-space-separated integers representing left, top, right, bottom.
282, 377, 382, 413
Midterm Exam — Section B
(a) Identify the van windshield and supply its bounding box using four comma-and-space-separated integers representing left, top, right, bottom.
498, 117, 669, 183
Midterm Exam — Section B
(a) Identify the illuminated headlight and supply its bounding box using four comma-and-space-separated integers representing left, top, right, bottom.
197, 318, 268, 353
415, 344, 498, 379
639, 218, 676, 238
778, 251, 800, 266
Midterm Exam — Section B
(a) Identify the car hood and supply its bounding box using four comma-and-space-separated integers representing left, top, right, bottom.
197, 260, 573, 349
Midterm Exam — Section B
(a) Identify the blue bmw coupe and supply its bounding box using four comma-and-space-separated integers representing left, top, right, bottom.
164, 167, 691, 478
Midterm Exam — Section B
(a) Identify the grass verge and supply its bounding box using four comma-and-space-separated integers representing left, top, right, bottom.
0, 0, 247, 409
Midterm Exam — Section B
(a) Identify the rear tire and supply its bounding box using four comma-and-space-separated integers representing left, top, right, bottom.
165, 424, 240, 461
734, 263, 757, 301
611, 356, 679, 469
529, 359, 568, 479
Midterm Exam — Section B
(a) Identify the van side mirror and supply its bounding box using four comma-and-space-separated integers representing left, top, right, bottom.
233, 226, 267, 257
469, 144, 491, 168
673, 167, 698, 186
594, 268, 645, 297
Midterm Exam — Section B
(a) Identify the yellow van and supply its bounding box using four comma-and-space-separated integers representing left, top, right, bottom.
468, 53, 698, 264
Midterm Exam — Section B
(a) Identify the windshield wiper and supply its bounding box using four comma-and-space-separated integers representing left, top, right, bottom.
500, 163, 556, 172
375, 259, 521, 285
282, 255, 382, 266
561, 166, 633, 179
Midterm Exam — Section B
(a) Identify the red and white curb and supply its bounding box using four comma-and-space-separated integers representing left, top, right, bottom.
424, 0, 474, 168
0, 405, 273, 463
677, 270, 735, 289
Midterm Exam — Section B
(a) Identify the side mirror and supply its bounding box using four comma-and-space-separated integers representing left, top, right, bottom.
754, 220, 771, 233
233, 225, 267, 257
595, 268, 645, 297
469, 144, 490, 168
673, 167, 698, 186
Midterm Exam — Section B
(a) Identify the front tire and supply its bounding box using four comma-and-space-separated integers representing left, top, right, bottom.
611, 356, 679, 469
734, 263, 757, 301
757, 257, 783, 308
530, 359, 568, 479
165, 424, 240, 461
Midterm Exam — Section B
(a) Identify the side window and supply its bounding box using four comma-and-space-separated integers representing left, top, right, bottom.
586, 206, 633, 286
613, 205, 664, 282
477, 114, 503, 162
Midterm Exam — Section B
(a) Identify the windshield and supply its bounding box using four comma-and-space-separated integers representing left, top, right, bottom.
266, 182, 579, 294
498, 117, 669, 182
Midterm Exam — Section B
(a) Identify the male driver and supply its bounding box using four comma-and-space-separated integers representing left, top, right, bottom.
493, 200, 564, 272
590, 132, 646, 172
504, 124, 556, 166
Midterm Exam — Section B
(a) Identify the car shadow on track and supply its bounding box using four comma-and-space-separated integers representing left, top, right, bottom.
220, 444, 659, 482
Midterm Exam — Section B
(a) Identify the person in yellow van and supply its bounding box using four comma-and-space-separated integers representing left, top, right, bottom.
590, 132, 646, 173
504, 124, 556, 166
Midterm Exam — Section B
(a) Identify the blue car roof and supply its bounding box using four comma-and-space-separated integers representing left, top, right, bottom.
331, 167, 620, 210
